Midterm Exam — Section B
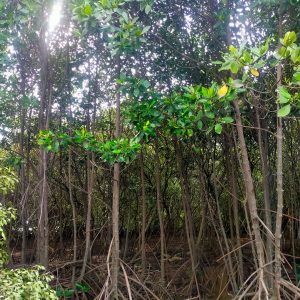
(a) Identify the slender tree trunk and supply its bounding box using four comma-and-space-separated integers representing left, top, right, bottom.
65, 33, 77, 284
37, 21, 50, 268
140, 146, 147, 276
111, 58, 121, 299
233, 100, 266, 291
80, 155, 94, 280
123, 204, 131, 259
68, 149, 77, 285
154, 138, 165, 285
80, 60, 96, 281
174, 140, 200, 297
224, 132, 244, 285
274, 11, 284, 296
211, 151, 238, 293
254, 97, 273, 288
19, 53, 27, 265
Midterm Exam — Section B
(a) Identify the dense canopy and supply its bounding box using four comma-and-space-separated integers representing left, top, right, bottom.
0, 0, 300, 299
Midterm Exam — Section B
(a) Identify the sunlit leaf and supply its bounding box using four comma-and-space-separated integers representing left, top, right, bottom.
277, 86, 291, 104
84, 4, 92, 16
281, 31, 297, 47
214, 123, 222, 134
278, 104, 291, 117
230, 61, 239, 74
218, 84, 228, 98
250, 68, 259, 77
222, 117, 234, 124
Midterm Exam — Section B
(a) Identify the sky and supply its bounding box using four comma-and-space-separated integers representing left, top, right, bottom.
48, 0, 63, 33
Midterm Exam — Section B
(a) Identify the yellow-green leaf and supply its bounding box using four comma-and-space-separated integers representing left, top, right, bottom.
250, 68, 259, 77
218, 84, 228, 98
215, 123, 223, 134
84, 4, 92, 15
278, 104, 291, 117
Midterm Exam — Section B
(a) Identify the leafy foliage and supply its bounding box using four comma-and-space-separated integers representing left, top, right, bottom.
0, 167, 18, 195
0, 266, 57, 300
0, 163, 56, 299
218, 31, 300, 118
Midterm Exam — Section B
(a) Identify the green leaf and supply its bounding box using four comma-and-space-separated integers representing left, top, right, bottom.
141, 80, 150, 88
278, 104, 291, 117
76, 282, 91, 293
84, 4, 92, 16
212, 60, 223, 65
278, 46, 287, 58
187, 129, 193, 137
206, 112, 215, 119
214, 123, 222, 134
282, 31, 297, 47
292, 72, 300, 84
101, 0, 107, 7
231, 79, 244, 88
141, 26, 151, 35
145, 4, 151, 14
229, 45, 236, 54
242, 72, 249, 82
121, 11, 128, 22
222, 117, 234, 123
243, 51, 251, 64
230, 61, 239, 74
277, 86, 291, 104
291, 47, 300, 63
197, 120, 203, 129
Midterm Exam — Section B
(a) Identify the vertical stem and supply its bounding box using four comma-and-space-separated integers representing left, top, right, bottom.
140, 146, 147, 276
68, 149, 77, 285
37, 19, 50, 268
224, 132, 244, 285
174, 140, 200, 297
274, 8, 283, 296
254, 97, 273, 288
19, 52, 27, 265
233, 100, 266, 290
154, 138, 165, 286
111, 57, 121, 299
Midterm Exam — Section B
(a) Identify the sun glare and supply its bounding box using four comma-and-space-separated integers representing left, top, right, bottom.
48, 1, 63, 33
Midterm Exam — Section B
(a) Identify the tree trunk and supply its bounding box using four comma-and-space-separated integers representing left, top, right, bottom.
37, 20, 50, 268
80, 154, 94, 280
274, 11, 284, 296
140, 146, 147, 276
224, 131, 244, 285
233, 100, 266, 291
254, 97, 273, 289
154, 138, 165, 285
111, 58, 121, 299
174, 140, 200, 297
18, 51, 27, 265
69, 149, 77, 285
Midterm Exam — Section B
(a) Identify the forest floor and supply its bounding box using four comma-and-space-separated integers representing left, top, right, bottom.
10, 236, 298, 299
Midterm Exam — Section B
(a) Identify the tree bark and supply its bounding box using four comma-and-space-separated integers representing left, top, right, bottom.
174, 140, 200, 297
140, 146, 147, 276
18, 50, 28, 265
254, 97, 273, 289
111, 58, 121, 299
233, 100, 266, 290
37, 20, 50, 268
274, 11, 284, 296
154, 138, 165, 285
80, 154, 94, 280
224, 132, 244, 285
